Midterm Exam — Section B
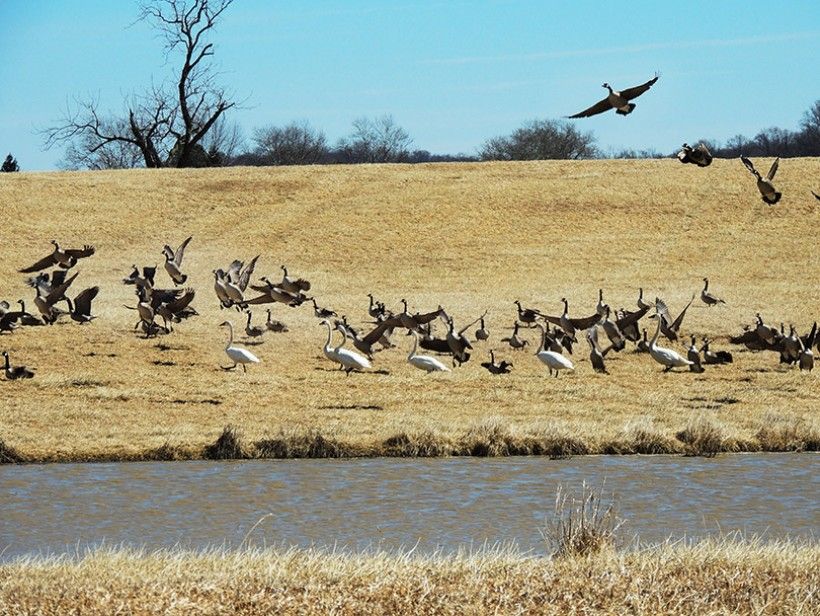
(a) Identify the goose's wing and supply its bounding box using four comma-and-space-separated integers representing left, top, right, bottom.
226, 260, 244, 283
568, 312, 603, 329
238, 255, 260, 291
542, 314, 563, 327
164, 288, 195, 313
45, 271, 79, 303
619, 75, 660, 101
173, 236, 193, 266
671, 295, 696, 331
73, 287, 99, 315
412, 308, 445, 326
812, 191, 820, 201
567, 96, 612, 119
19, 252, 58, 273
766, 157, 779, 181
740, 155, 760, 179
242, 294, 275, 306
362, 316, 404, 344
249, 283, 271, 294
654, 297, 672, 327
586, 326, 601, 352
64, 244, 95, 260
142, 266, 157, 287
615, 305, 649, 330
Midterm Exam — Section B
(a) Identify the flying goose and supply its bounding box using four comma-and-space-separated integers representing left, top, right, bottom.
615, 306, 648, 342
544, 298, 602, 342
779, 325, 801, 365
501, 321, 528, 350
279, 265, 311, 296
601, 306, 626, 351
331, 323, 372, 374
535, 323, 574, 377
19, 241, 95, 273
66, 287, 100, 323
687, 336, 705, 373
653, 295, 694, 342
395, 300, 445, 332
647, 312, 693, 372
213, 269, 233, 308
481, 350, 513, 375
567, 75, 659, 118
311, 298, 337, 319
2, 351, 34, 379
265, 309, 288, 333
244, 311, 265, 339
700, 278, 725, 307
122, 265, 157, 289
162, 236, 192, 286
677, 143, 713, 167
245, 278, 304, 307
418, 322, 452, 354
220, 257, 259, 306
219, 321, 260, 373
701, 338, 733, 365
741, 156, 781, 204
514, 300, 542, 325
586, 327, 610, 374
32, 271, 78, 324
407, 331, 450, 373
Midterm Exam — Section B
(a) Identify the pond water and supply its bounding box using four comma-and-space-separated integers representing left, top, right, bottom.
1, 454, 817, 560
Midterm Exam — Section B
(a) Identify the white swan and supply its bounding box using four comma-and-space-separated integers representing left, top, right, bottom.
333, 323, 372, 374
407, 331, 451, 373
535, 323, 574, 377
219, 321, 260, 373
319, 320, 342, 366
648, 314, 693, 372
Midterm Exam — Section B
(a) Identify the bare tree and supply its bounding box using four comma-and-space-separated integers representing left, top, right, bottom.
336, 115, 413, 163
42, 0, 237, 169
479, 119, 596, 161
253, 121, 328, 165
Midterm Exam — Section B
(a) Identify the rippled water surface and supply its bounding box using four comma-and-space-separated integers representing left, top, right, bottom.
1, 454, 817, 560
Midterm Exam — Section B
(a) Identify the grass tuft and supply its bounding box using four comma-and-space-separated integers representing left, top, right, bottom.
543, 482, 623, 558
383, 430, 454, 457
613, 416, 682, 454
255, 429, 352, 458
677, 414, 727, 457
202, 425, 248, 460
756, 414, 820, 452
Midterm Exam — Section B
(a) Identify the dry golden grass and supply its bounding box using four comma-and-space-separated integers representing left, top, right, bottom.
1, 159, 819, 462
1, 539, 818, 615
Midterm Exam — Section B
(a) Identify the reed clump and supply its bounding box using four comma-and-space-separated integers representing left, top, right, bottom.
0, 437, 24, 464
611, 416, 682, 454
543, 482, 624, 558
677, 414, 729, 457
382, 429, 454, 457
255, 428, 355, 458
756, 414, 820, 452
203, 425, 249, 460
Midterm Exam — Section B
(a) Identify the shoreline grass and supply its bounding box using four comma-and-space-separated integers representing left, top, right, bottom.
2, 538, 817, 615
1, 160, 819, 464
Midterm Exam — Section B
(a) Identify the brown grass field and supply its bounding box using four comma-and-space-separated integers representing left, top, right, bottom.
1, 539, 818, 615
1, 159, 819, 462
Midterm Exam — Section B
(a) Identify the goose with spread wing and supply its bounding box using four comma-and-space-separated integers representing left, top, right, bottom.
741, 156, 781, 204
544, 298, 602, 342
677, 143, 713, 167
162, 236, 192, 286
19, 241, 95, 273
567, 75, 659, 118
653, 295, 694, 342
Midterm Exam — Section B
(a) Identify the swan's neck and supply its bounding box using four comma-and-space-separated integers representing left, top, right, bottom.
225, 323, 234, 350
650, 317, 661, 348
408, 334, 418, 360
537, 323, 547, 353
334, 329, 347, 351
323, 322, 333, 350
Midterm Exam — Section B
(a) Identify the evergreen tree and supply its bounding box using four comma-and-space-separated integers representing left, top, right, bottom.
1, 154, 19, 172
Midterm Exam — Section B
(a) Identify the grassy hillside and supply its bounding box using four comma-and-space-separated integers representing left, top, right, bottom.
1, 159, 818, 462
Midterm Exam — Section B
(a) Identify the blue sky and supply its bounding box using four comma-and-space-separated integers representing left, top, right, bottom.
1, 0, 818, 170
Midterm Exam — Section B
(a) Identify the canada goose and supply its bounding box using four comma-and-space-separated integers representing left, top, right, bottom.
418, 323, 451, 354
535, 323, 574, 377
66, 287, 99, 323
443, 314, 473, 367
213, 269, 233, 309
730, 315, 780, 351
265, 309, 288, 333
647, 312, 693, 372
33, 271, 78, 324
653, 295, 694, 342
798, 323, 815, 372
687, 336, 705, 373
407, 331, 450, 373
158, 288, 197, 323
514, 300, 542, 325
601, 306, 626, 352
475, 317, 490, 341
636, 288, 652, 311
677, 143, 712, 167
122, 265, 156, 289
219, 321, 260, 373
367, 293, 387, 319
754, 313, 780, 346
244, 311, 265, 339
222, 257, 259, 305
27, 269, 68, 298
19, 241, 95, 273
779, 325, 801, 365
596, 290, 608, 318
311, 298, 337, 319
567, 75, 659, 118
279, 265, 311, 295
544, 298, 602, 342
0, 311, 19, 334
635, 328, 650, 353
481, 350, 513, 375
501, 322, 528, 350
2, 351, 34, 379
162, 236, 192, 286
586, 327, 609, 374
615, 305, 649, 342
331, 323, 372, 374
741, 156, 781, 204
701, 338, 733, 365
245, 278, 305, 307
395, 300, 445, 331
700, 278, 725, 307
8, 300, 43, 327
126, 288, 156, 330
801, 322, 817, 355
